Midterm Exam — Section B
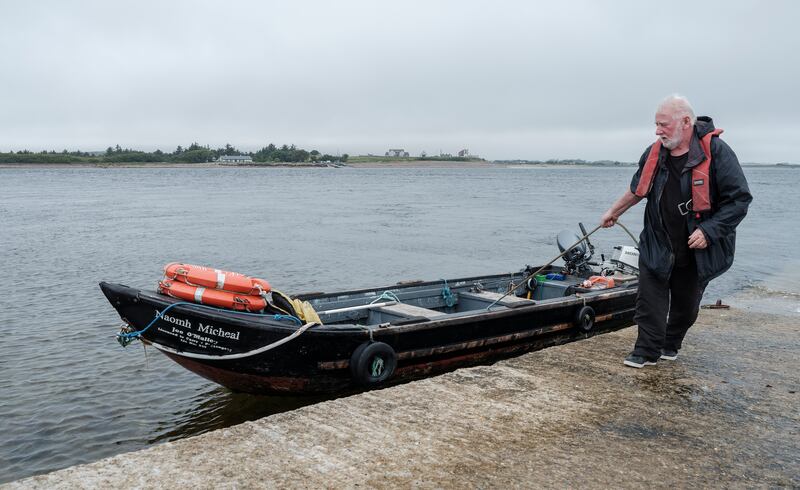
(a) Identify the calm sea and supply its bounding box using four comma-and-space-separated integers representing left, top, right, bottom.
1, 165, 797, 482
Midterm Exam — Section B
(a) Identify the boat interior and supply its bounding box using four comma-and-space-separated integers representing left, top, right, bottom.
302, 264, 637, 327
302, 230, 640, 327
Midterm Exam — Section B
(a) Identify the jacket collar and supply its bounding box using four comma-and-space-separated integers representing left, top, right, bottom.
659, 115, 715, 170
684, 131, 705, 169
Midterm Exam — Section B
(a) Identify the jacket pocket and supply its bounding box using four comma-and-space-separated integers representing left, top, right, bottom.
639, 227, 672, 279
698, 232, 736, 283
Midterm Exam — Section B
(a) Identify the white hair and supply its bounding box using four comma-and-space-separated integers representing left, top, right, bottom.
658, 94, 697, 125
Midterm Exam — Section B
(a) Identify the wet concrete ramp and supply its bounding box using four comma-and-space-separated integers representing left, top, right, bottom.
8, 308, 798, 488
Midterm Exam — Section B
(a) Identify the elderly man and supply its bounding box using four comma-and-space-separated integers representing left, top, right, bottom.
601, 95, 752, 368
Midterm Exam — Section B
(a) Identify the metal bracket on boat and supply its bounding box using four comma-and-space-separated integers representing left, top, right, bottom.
353, 324, 376, 341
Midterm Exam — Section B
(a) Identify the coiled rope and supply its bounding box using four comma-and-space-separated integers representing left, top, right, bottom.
441, 279, 456, 308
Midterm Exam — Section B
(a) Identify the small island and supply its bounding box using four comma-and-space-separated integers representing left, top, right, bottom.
0, 143, 347, 166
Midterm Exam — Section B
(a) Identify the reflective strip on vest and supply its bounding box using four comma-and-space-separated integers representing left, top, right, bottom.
634, 128, 723, 214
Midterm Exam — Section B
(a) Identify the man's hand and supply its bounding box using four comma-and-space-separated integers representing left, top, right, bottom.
688, 228, 707, 249
601, 190, 642, 228
600, 209, 617, 228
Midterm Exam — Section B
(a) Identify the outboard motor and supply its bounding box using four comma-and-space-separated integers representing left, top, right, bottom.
609, 245, 639, 275
557, 223, 594, 275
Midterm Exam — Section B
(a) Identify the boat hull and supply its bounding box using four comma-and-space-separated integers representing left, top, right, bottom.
100, 274, 637, 395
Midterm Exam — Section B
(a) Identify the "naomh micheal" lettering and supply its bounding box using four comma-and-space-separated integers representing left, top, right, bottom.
197, 322, 240, 340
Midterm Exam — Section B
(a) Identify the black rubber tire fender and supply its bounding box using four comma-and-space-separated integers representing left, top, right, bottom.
349, 341, 397, 386
574, 305, 595, 332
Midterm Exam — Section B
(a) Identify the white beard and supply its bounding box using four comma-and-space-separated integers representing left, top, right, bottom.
662, 127, 685, 150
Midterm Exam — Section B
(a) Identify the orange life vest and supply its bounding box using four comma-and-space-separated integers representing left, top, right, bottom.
163, 262, 271, 295
634, 128, 723, 216
158, 279, 269, 312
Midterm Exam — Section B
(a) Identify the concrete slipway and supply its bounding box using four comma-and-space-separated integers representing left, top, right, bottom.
7, 308, 799, 488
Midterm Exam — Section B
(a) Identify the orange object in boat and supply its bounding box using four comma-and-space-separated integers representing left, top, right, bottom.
158, 280, 268, 312
163, 262, 271, 295
581, 276, 615, 289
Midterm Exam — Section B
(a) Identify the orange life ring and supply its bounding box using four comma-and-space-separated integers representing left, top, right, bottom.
163, 262, 271, 295
158, 280, 268, 312
581, 276, 615, 289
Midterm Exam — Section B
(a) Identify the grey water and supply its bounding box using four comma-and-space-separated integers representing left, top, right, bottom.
1, 165, 797, 483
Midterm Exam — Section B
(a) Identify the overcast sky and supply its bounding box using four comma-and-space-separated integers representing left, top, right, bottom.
1, 1, 798, 162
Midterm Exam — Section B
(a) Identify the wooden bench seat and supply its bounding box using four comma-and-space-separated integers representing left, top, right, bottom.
373, 302, 444, 319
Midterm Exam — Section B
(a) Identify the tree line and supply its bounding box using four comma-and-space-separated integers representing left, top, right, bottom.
0, 143, 348, 164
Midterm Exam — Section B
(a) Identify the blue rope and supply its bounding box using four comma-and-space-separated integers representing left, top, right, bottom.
441, 279, 456, 308
271, 314, 304, 325
116, 301, 303, 347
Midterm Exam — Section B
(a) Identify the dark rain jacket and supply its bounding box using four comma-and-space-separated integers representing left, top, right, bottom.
629, 116, 752, 285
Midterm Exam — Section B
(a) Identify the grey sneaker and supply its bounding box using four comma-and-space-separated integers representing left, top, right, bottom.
660, 349, 678, 361
624, 354, 658, 368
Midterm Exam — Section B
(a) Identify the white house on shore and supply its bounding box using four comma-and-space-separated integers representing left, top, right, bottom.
218, 155, 253, 164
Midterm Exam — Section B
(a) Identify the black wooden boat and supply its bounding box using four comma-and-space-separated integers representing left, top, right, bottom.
100, 231, 640, 395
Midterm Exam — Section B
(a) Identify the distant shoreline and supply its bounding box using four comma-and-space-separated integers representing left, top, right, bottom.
0, 161, 794, 169
0, 160, 624, 169
0, 160, 506, 169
